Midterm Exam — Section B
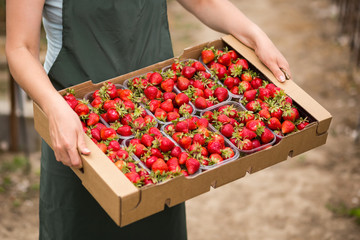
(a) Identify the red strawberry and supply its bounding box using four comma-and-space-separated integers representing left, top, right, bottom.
145, 156, 158, 169
186, 118, 196, 131
86, 112, 100, 126
177, 77, 190, 91
161, 78, 175, 92
179, 136, 192, 150
201, 49, 215, 64
209, 153, 223, 164
130, 139, 141, 145
116, 149, 129, 160
223, 76, 235, 89
90, 96, 102, 108
90, 128, 101, 141
170, 146, 182, 158
160, 99, 174, 112
149, 72, 163, 86
117, 125, 132, 136
167, 112, 180, 121
149, 99, 161, 113
240, 127, 257, 140
217, 114, 231, 124
125, 172, 140, 184
159, 137, 175, 152
193, 80, 205, 90
207, 140, 222, 154
237, 139, 253, 151
241, 71, 253, 82
218, 52, 231, 66
141, 133, 154, 147
204, 88, 214, 99
178, 152, 189, 165
220, 147, 235, 159
260, 128, 274, 144
74, 102, 89, 116
154, 108, 167, 122
252, 139, 261, 149
120, 113, 133, 126
167, 157, 181, 173
267, 117, 282, 130
228, 50, 239, 61
282, 107, 299, 122
108, 140, 121, 152
185, 158, 200, 175
259, 108, 271, 120
175, 120, 189, 133
251, 77, 263, 89
202, 111, 214, 122
194, 97, 208, 109
281, 120, 295, 134
221, 124, 234, 138
152, 158, 168, 174
133, 143, 146, 157
193, 133, 206, 145
238, 81, 253, 94
106, 108, 120, 123
182, 66, 196, 79
191, 61, 206, 71
246, 119, 264, 132
212, 63, 227, 80
258, 88, 271, 101
163, 92, 176, 102
196, 118, 209, 128
100, 127, 117, 140
97, 142, 107, 153
175, 93, 190, 106
214, 87, 229, 102
245, 100, 261, 112
144, 86, 158, 100
235, 58, 249, 70
150, 148, 164, 159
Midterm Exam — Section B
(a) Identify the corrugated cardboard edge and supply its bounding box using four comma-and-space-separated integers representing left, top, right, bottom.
221, 35, 332, 135
33, 102, 140, 226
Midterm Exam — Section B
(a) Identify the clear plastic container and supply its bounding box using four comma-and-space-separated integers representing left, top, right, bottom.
162, 58, 233, 114
122, 134, 201, 177
199, 101, 277, 155
83, 84, 158, 141
160, 122, 240, 171
198, 57, 243, 100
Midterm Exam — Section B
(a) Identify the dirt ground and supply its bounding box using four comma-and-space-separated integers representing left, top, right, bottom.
1, 0, 360, 239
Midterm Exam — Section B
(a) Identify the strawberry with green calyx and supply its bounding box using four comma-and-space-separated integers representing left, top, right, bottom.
160, 99, 174, 112
196, 118, 209, 128
281, 120, 295, 134
267, 117, 282, 131
228, 63, 243, 78
160, 78, 175, 92
191, 61, 206, 72
167, 112, 180, 122
107, 140, 121, 152
258, 108, 271, 120
149, 72, 163, 86
100, 127, 118, 141
118, 89, 133, 102
177, 76, 191, 91
179, 135, 192, 150
241, 70, 254, 82
217, 51, 232, 67
179, 104, 192, 118
282, 107, 300, 122
115, 124, 132, 137
150, 148, 164, 159
144, 86, 158, 100
258, 87, 271, 101
220, 147, 235, 159
140, 133, 154, 147
251, 77, 263, 89
91, 97, 103, 109
245, 100, 262, 112
151, 158, 168, 174
74, 99, 90, 116
260, 128, 274, 144
194, 96, 208, 109
86, 112, 100, 126
238, 81, 253, 95
295, 117, 309, 130
181, 66, 196, 79
167, 157, 181, 173
202, 111, 214, 122
154, 108, 167, 122
175, 92, 190, 107
170, 146, 182, 158
207, 140, 222, 154
235, 58, 249, 70
220, 123, 234, 138
201, 46, 216, 64
185, 158, 200, 175
209, 153, 223, 165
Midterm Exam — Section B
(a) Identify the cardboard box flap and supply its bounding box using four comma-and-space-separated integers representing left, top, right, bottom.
222, 35, 332, 134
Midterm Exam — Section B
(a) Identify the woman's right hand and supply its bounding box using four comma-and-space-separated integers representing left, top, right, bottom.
46, 97, 90, 169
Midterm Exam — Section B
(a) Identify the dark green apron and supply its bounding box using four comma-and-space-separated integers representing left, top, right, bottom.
40, 0, 187, 239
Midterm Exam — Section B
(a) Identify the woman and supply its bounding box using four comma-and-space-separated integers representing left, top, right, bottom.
6, 0, 291, 239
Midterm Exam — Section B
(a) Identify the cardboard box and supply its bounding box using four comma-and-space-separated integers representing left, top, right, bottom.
33, 35, 332, 227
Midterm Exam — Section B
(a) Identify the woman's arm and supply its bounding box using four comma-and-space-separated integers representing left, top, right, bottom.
177, 0, 291, 82
6, 0, 89, 168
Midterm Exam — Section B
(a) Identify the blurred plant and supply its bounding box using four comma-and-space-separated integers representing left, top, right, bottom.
326, 201, 360, 225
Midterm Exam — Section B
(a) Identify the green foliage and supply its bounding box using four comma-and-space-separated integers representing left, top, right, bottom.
0, 155, 28, 172
326, 202, 360, 225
